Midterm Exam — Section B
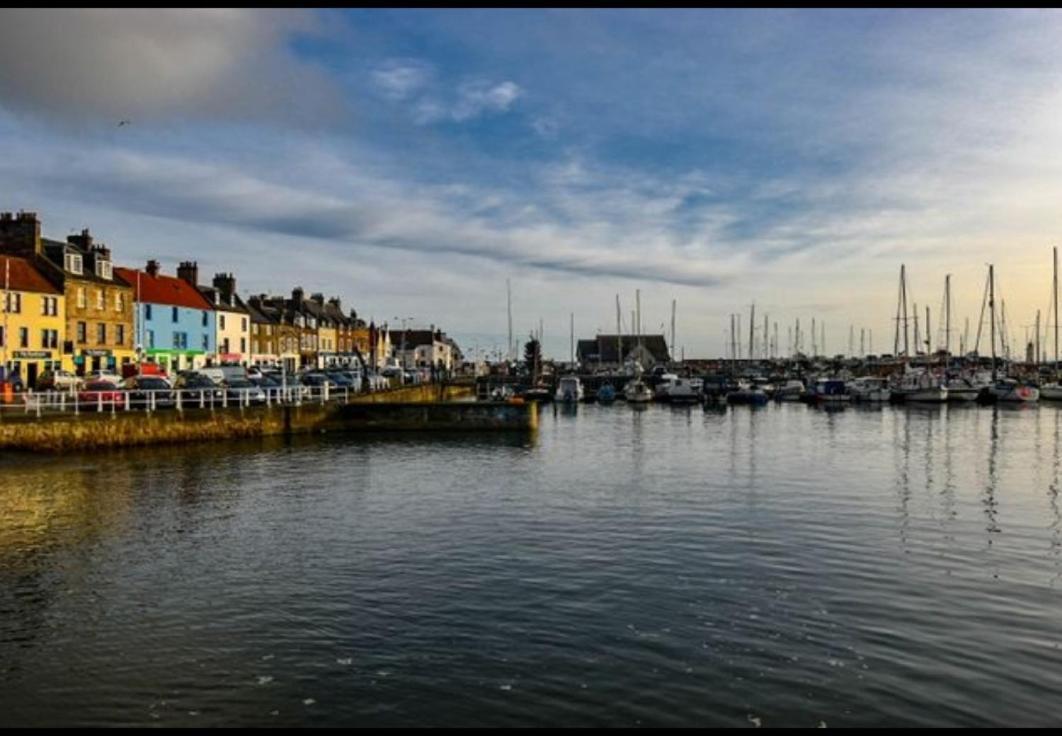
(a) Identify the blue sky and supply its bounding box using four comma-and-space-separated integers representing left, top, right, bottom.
2, 9, 1062, 359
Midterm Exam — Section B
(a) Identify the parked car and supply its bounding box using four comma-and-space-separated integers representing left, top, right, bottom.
326, 371, 356, 390
300, 372, 336, 389
221, 377, 267, 405
85, 369, 123, 385
77, 380, 126, 410
173, 373, 225, 404
36, 369, 81, 392
121, 375, 176, 409
198, 365, 247, 385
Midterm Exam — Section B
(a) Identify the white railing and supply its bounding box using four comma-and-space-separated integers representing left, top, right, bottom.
0, 382, 372, 418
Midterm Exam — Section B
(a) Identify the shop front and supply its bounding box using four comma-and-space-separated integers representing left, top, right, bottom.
10, 350, 62, 389
73, 348, 136, 376
145, 348, 207, 375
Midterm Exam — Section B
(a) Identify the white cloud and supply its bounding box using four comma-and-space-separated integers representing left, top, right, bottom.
451, 80, 522, 121
370, 60, 433, 100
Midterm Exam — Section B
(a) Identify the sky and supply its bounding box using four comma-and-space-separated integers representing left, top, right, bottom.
2, 8, 1062, 360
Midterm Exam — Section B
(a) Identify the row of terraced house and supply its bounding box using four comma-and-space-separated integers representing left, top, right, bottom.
0, 211, 459, 387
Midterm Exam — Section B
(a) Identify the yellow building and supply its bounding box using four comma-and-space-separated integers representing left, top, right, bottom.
0, 254, 67, 385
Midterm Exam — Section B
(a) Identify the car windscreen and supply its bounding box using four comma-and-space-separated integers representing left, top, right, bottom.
138, 379, 169, 389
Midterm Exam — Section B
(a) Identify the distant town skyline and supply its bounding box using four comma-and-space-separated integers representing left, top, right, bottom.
2, 9, 1062, 359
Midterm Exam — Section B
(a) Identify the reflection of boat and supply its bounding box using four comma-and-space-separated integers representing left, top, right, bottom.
624, 379, 653, 403
555, 375, 584, 403
848, 376, 890, 402
596, 383, 616, 404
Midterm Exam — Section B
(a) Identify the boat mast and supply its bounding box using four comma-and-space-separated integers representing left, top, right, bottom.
748, 303, 755, 360
507, 278, 513, 362
1055, 246, 1059, 378
945, 274, 951, 356
569, 312, 574, 366
670, 298, 676, 362
990, 264, 997, 382
912, 303, 919, 356
615, 294, 621, 371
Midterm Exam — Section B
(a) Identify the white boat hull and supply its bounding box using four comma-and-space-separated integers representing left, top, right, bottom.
907, 387, 948, 403
1041, 384, 1062, 401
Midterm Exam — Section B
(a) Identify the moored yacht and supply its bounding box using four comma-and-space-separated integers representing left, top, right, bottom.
555, 375, 585, 403
624, 378, 653, 403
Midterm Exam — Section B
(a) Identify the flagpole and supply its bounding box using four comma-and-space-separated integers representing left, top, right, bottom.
3, 256, 9, 382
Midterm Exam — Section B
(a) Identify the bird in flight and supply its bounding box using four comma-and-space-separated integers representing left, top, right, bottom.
117, 120, 131, 127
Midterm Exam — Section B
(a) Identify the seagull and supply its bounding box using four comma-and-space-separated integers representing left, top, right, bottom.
117, 120, 131, 127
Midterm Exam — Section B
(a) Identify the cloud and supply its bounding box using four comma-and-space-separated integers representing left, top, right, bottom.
451, 80, 522, 121
0, 9, 341, 125
370, 59, 433, 100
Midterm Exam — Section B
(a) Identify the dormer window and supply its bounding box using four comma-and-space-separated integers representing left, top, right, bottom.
65, 253, 83, 275
96, 260, 112, 280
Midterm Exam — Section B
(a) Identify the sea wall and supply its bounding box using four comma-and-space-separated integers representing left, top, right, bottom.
0, 396, 534, 453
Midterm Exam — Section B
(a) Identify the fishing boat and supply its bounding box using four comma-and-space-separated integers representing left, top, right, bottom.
848, 376, 891, 402
624, 378, 653, 403
555, 375, 585, 403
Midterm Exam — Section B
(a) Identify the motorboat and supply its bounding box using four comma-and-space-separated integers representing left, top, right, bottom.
624, 378, 653, 403
810, 378, 851, 405
1041, 382, 1062, 401
945, 376, 980, 402
555, 375, 585, 403
984, 378, 1039, 403
522, 384, 554, 403
726, 380, 769, 406
774, 379, 805, 402
848, 376, 891, 402
657, 375, 704, 403
596, 383, 617, 404
893, 370, 948, 403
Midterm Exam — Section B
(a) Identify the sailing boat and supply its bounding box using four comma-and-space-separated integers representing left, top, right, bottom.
982, 264, 1039, 403
1042, 247, 1062, 400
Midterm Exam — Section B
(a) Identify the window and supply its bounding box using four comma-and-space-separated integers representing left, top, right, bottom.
242, 317, 247, 331
40, 329, 58, 349
96, 323, 106, 345
219, 314, 226, 330
65, 253, 83, 275
202, 311, 208, 327
19, 327, 28, 348
115, 292, 124, 312
96, 260, 112, 280
147, 329, 155, 349
240, 337, 246, 353
116, 325, 125, 346
76, 322, 86, 343
96, 290, 104, 310
145, 304, 153, 320
40, 296, 58, 316
172, 306, 179, 323
77, 287, 86, 309
202, 334, 209, 351
3, 292, 20, 313
0, 326, 4, 347
173, 332, 187, 349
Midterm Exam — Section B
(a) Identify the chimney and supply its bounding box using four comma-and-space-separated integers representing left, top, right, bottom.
0, 211, 42, 258
90, 243, 111, 260
177, 261, 198, 286
146, 259, 160, 277
67, 228, 94, 250
213, 272, 236, 305
310, 292, 324, 305
292, 286, 304, 304
327, 296, 341, 310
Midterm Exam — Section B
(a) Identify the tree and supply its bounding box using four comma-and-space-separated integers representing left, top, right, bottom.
524, 335, 541, 383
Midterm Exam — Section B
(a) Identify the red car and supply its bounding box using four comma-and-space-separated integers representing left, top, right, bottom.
77, 380, 125, 411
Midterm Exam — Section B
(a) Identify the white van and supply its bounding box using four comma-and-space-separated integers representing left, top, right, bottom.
198, 365, 247, 385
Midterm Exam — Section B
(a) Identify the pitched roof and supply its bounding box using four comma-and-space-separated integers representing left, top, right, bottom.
577, 334, 671, 364
0, 255, 60, 294
115, 267, 214, 310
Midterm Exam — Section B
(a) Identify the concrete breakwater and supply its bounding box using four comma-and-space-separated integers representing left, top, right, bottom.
0, 386, 536, 452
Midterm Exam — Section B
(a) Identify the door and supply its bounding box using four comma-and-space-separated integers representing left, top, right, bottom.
27, 362, 39, 389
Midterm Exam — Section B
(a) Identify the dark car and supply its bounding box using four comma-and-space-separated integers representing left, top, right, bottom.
326, 372, 355, 389
221, 377, 267, 405
121, 376, 176, 409
173, 373, 224, 405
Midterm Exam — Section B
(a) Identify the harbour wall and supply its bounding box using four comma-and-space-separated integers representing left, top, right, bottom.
0, 392, 533, 453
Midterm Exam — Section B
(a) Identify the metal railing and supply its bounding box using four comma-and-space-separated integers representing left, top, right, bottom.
0, 382, 373, 418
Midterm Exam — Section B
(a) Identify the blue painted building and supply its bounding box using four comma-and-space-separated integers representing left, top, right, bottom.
116, 261, 215, 373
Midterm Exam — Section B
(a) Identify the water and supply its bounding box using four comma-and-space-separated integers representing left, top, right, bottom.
2, 402, 1062, 726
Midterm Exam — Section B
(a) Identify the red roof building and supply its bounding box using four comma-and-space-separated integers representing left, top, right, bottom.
115, 264, 213, 310
0, 254, 61, 294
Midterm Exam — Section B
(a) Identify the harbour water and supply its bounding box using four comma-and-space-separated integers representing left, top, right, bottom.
2, 402, 1062, 726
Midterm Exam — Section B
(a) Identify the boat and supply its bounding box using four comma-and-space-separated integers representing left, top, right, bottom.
1043, 248, 1062, 401
774, 379, 805, 401
522, 384, 553, 403
892, 370, 948, 403
657, 375, 704, 403
945, 376, 980, 402
984, 378, 1039, 403
726, 380, 769, 406
555, 375, 585, 403
489, 384, 515, 401
810, 378, 851, 405
624, 378, 653, 403
596, 383, 617, 404
701, 374, 737, 403
1042, 383, 1062, 401
848, 376, 891, 402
